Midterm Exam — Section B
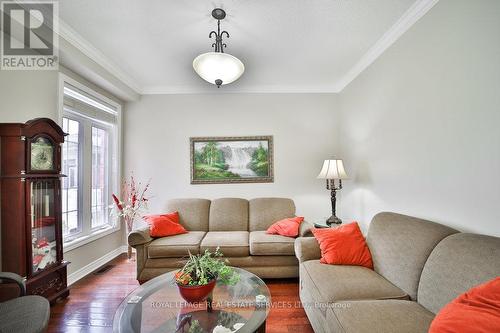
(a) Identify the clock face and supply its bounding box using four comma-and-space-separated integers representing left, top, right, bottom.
31, 137, 54, 171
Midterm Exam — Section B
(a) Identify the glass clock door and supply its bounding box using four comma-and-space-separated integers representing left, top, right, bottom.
29, 180, 58, 274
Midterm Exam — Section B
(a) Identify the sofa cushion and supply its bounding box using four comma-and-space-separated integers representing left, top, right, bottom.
249, 198, 295, 231
143, 212, 187, 238
200, 231, 249, 257
249, 231, 296, 256
148, 231, 206, 258
267, 216, 304, 237
366, 212, 458, 300
300, 260, 408, 303
165, 199, 211, 231
418, 233, 500, 314
0, 295, 50, 333
312, 222, 373, 269
327, 300, 435, 333
209, 198, 249, 231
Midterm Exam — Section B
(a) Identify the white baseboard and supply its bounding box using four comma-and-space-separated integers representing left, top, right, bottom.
67, 246, 128, 286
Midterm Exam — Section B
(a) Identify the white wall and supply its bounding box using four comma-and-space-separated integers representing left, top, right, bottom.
124, 93, 340, 223
0, 70, 59, 122
339, 0, 500, 236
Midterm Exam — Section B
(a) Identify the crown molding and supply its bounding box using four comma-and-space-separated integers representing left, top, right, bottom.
58, 19, 142, 94
334, 0, 439, 92
143, 0, 439, 95
55, 0, 438, 96
141, 85, 341, 95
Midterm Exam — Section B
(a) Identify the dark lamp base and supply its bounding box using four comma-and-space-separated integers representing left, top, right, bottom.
326, 215, 342, 226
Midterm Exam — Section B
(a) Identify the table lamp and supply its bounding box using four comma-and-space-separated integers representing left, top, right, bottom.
317, 159, 348, 226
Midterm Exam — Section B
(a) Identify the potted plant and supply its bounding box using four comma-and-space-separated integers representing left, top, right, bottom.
175, 248, 239, 303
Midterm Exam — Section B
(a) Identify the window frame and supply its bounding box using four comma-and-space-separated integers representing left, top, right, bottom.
58, 73, 122, 253
61, 115, 84, 239
90, 122, 112, 231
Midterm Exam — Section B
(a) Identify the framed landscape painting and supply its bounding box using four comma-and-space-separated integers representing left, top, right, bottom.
190, 136, 274, 184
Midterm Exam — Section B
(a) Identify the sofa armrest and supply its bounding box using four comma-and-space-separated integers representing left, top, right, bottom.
128, 227, 153, 247
294, 237, 321, 263
299, 220, 314, 237
0, 272, 26, 296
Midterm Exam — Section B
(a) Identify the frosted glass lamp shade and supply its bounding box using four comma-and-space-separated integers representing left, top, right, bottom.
317, 159, 348, 179
193, 52, 245, 86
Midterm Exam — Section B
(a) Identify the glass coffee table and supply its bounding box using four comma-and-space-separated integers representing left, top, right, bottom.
113, 267, 271, 333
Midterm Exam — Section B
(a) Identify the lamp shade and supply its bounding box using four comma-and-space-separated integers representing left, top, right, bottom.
193, 52, 245, 86
317, 159, 348, 179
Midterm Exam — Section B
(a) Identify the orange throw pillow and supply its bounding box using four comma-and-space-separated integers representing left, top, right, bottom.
143, 212, 187, 238
311, 222, 373, 269
266, 216, 304, 237
429, 277, 500, 333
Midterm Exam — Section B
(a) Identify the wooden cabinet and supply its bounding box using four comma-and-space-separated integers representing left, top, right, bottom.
0, 118, 69, 303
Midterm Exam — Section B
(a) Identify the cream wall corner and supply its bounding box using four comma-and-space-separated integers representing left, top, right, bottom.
339, 0, 500, 236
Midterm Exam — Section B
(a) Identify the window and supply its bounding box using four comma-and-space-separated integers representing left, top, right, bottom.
91, 126, 109, 229
61, 118, 81, 237
59, 74, 121, 250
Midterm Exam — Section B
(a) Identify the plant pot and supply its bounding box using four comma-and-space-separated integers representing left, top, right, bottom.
177, 278, 216, 303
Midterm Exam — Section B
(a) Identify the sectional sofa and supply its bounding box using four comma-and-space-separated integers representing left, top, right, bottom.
128, 197, 312, 282
295, 212, 500, 333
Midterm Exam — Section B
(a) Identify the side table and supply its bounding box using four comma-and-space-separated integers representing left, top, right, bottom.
313, 217, 353, 228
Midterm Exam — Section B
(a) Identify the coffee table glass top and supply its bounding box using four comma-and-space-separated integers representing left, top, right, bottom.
113, 267, 271, 333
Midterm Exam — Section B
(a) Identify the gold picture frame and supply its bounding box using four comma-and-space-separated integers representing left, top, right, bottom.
190, 136, 274, 184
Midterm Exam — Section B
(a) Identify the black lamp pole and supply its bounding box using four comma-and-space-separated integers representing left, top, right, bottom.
209, 8, 229, 88
326, 179, 343, 226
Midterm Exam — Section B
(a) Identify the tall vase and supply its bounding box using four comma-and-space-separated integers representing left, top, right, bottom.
125, 216, 135, 261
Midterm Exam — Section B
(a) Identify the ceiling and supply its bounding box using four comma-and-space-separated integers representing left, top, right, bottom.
58, 0, 432, 94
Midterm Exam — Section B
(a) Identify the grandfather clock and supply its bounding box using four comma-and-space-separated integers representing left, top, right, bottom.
0, 118, 69, 303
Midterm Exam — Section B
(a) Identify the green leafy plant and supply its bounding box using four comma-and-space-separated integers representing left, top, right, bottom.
175, 248, 240, 286
188, 320, 203, 333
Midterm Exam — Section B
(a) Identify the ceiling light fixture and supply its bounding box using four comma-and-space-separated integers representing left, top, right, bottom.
193, 8, 245, 88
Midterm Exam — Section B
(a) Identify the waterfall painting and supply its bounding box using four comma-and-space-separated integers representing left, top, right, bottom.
190, 136, 274, 184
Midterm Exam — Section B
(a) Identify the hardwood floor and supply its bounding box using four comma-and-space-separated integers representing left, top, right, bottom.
48, 254, 314, 333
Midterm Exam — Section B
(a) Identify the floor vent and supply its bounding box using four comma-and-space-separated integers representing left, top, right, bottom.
94, 264, 115, 275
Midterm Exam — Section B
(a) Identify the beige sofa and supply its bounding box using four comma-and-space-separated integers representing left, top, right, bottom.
128, 197, 312, 282
295, 212, 500, 333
